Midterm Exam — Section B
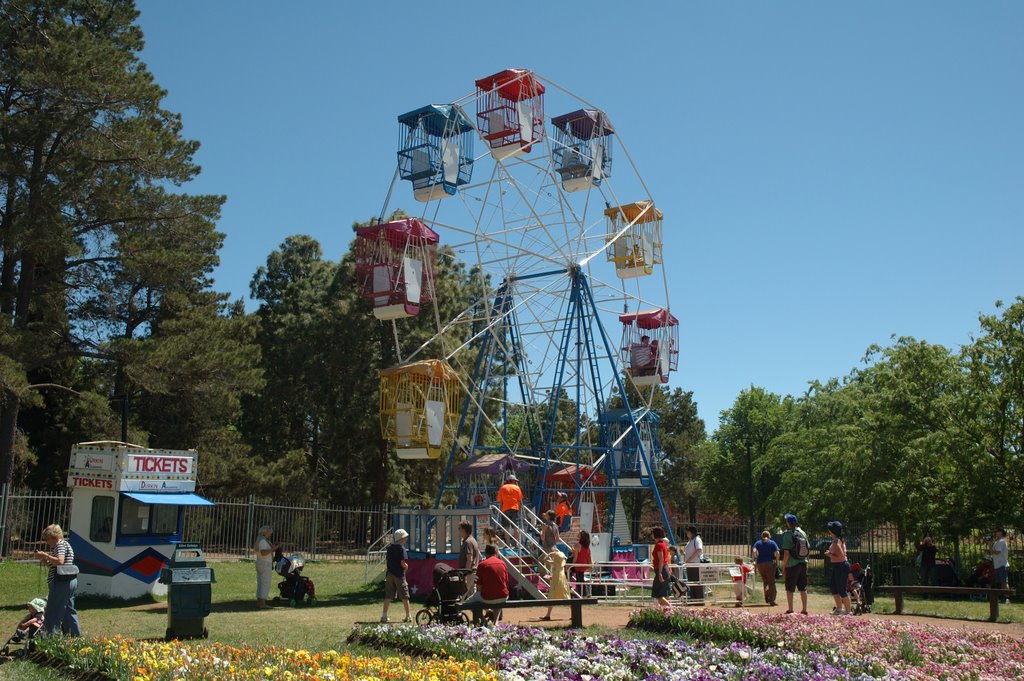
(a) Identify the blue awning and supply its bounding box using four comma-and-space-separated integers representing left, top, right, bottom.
123, 492, 215, 507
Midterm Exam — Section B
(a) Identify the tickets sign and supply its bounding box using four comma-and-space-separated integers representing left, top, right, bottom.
124, 454, 193, 477
68, 475, 114, 489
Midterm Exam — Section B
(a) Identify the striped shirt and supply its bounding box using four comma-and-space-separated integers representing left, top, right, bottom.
47, 539, 74, 584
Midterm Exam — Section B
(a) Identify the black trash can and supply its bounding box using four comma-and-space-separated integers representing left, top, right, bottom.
158, 543, 216, 641
890, 565, 909, 586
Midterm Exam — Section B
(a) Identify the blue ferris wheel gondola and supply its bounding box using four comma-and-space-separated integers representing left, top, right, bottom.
397, 104, 475, 202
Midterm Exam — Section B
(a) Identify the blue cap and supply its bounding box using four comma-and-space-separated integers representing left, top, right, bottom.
784, 513, 798, 525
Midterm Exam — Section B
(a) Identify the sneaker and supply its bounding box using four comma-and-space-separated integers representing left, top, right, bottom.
402, 616, 412, 623
831, 607, 844, 615
379, 615, 390, 623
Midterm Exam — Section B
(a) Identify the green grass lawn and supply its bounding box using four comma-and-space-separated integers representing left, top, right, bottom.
0, 557, 1017, 660
0, 558, 389, 652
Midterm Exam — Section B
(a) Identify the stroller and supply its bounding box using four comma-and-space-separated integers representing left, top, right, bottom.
849, 564, 874, 615
273, 549, 316, 606
414, 564, 474, 625
1, 599, 45, 660
964, 557, 995, 600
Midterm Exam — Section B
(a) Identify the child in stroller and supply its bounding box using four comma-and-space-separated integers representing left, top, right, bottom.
415, 563, 474, 625
1, 598, 46, 658
964, 557, 995, 600
964, 557, 995, 588
848, 564, 873, 614
273, 548, 316, 606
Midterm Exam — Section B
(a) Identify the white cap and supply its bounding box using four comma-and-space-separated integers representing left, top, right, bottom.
393, 529, 409, 541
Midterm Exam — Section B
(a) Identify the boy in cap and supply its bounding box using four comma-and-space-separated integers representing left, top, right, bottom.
780, 513, 809, 614
381, 529, 411, 623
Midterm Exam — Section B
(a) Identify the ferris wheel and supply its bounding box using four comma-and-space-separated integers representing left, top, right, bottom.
356, 69, 680, 546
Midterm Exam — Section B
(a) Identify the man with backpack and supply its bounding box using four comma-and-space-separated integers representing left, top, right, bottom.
780, 513, 809, 614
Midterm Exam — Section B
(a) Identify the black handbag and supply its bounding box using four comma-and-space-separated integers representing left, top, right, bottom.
54, 563, 79, 581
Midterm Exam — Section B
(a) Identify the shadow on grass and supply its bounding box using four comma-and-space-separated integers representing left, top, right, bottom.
210, 580, 386, 613
0, 593, 163, 614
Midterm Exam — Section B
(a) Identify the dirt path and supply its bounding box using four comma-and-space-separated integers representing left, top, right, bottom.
498, 598, 1024, 640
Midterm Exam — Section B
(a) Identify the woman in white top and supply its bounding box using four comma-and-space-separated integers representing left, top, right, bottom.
683, 525, 704, 563
255, 525, 279, 609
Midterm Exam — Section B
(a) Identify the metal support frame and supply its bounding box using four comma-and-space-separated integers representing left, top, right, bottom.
434, 268, 676, 548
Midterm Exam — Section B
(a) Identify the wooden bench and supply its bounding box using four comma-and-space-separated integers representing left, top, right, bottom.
460, 598, 599, 628
876, 585, 1013, 622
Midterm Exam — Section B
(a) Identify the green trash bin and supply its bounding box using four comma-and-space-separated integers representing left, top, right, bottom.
158, 543, 216, 641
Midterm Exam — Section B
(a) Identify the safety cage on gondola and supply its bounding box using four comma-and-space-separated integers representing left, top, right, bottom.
600, 409, 664, 483
550, 109, 614, 192
474, 68, 545, 161
605, 201, 663, 279
354, 218, 439, 321
397, 104, 475, 202
379, 359, 461, 460
620, 308, 678, 386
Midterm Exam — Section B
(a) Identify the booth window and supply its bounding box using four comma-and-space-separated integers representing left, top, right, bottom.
90, 496, 114, 542
119, 496, 179, 536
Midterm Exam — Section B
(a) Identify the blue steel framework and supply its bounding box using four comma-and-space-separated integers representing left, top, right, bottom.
433, 265, 676, 547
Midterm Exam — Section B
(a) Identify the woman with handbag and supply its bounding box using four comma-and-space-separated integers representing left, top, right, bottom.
34, 524, 81, 636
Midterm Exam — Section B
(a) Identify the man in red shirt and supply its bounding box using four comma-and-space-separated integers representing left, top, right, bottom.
496, 472, 523, 540
463, 543, 508, 624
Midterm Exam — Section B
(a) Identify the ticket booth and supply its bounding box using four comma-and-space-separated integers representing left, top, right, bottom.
65, 441, 214, 599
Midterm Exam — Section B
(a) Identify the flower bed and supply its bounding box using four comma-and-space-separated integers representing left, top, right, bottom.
348, 623, 887, 679
33, 635, 498, 681
628, 607, 1024, 680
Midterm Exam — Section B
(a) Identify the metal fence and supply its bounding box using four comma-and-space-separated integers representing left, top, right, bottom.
670, 519, 1022, 595
0, 485, 389, 561
0, 484, 1017, 596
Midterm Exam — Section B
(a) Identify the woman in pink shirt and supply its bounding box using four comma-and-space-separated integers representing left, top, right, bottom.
826, 520, 852, 615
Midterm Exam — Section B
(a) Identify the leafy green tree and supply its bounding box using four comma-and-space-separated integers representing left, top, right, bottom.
959, 298, 1024, 528
705, 387, 794, 542
0, 1, 255, 495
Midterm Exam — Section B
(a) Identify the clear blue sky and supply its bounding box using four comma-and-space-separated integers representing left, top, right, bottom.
136, 1, 1023, 431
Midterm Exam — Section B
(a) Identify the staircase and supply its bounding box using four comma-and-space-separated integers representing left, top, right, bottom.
485, 505, 581, 599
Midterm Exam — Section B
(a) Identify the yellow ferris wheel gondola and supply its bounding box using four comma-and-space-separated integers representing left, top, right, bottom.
605, 201, 663, 279
379, 359, 461, 460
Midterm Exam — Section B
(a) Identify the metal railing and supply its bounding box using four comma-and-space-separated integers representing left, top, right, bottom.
0, 485, 388, 561
561, 559, 757, 605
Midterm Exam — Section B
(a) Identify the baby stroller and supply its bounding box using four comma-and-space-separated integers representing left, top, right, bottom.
273, 550, 316, 606
414, 564, 473, 625
964, 557, 995, 600
1, 600, 44, 660
850, 564, 874, 615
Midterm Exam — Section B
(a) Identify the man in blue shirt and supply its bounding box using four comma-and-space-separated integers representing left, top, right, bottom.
381, 529, 411, 623
751, 530, 781, 606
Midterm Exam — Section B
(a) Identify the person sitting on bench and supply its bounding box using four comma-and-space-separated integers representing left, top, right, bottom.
463, 544, 508, 624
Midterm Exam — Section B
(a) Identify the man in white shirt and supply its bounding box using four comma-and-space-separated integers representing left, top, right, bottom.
990, 527, 1010, 603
